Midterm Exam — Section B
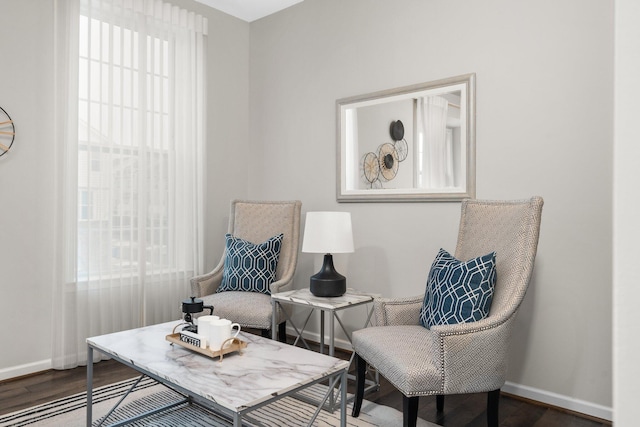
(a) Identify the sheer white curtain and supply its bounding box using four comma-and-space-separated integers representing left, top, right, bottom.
53, 0, 207, 369
416, 96, 453, 188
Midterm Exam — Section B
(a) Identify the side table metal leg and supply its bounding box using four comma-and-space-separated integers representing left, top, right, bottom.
329, 311, 336, 410
320, 310, 325, 354
329, 311, 335, 357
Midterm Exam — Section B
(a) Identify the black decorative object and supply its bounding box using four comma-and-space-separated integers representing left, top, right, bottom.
310, 254, 347, 297
390, 120, 405, 141
390, 119, 409, 162
181, 296, 214, 332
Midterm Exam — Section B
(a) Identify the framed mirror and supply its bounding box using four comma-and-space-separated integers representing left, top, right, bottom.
337, 74, 475, 202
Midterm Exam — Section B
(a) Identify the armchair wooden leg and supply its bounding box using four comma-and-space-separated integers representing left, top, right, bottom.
487, 389, 500, 427
436, 394, 444, 412
351, 353, 366, 417
262, 322, 287, 342
278, 321, 287, 343
403, 395, 419, 427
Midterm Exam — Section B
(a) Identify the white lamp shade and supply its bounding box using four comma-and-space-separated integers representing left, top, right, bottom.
302, 211, 354, 254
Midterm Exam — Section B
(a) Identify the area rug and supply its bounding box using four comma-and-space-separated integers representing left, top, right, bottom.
0, 377, 437, 426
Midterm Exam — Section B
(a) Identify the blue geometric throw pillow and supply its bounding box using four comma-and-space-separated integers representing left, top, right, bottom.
419, 248, 496, 329
217, 233, 283, 295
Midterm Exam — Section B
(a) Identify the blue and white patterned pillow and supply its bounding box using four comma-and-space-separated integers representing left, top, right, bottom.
419, 248, 496, 329
217, 233, 283, 295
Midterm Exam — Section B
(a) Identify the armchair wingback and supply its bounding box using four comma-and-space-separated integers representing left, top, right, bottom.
352, 197, 543, 427
190, 200, 302, 341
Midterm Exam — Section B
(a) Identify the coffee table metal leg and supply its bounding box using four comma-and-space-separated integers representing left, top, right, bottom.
87, 345, 93, 427
341, 368, 347, 427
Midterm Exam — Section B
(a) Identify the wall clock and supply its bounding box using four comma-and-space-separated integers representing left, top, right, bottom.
0, 106, 15, 157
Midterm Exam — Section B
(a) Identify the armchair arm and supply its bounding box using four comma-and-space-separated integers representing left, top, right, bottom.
269, 243, 297, 295
373, 295, 423, 326
429, 307, 511, 336
269, 275, 294, 295
190, 259, 224, 297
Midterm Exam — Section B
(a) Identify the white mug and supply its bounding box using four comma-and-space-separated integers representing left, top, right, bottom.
208, 318, 241, 351
196, 315, 219, 347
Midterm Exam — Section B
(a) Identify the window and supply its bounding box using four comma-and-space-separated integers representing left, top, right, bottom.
74, 2, 206, 283
53, 0, 207, 369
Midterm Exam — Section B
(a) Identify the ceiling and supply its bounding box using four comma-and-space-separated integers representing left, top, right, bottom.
193, 0, 304, 22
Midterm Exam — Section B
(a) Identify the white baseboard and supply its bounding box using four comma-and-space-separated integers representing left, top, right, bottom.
289, 327, 613, 422
289, 326, 352, 352
0, 359, 52, 382
503, 381, 612, 422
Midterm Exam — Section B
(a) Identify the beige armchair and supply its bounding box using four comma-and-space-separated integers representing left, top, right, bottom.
190, 200, 301, 342
351, 197, 544, 427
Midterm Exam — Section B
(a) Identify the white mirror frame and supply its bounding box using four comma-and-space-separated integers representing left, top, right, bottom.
337, 74, 476, 202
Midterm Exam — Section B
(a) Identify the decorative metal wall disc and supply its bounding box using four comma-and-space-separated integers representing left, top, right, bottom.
362, 151, 380, 183
0, 106, 15, 157
378, 143, 399, 181
395, 139, 408, 162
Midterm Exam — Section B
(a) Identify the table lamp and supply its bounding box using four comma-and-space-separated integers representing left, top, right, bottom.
302, 211, 354, 297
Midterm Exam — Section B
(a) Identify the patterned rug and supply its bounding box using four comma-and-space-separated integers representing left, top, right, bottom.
0, 377, 437, 426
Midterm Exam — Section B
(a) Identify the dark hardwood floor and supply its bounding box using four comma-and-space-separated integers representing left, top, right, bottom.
0, 331, 611, 427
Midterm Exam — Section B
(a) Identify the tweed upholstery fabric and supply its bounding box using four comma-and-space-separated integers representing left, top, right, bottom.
454, 198, 542, 323
198, 291, 281, 329
353, 326, 442, 395
373, 296, 423, 327
353, 197, 543, 397
190, 200, 301, 328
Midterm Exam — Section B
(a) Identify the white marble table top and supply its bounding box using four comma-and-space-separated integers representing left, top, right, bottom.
87, 321, 349, 413
271, 288, 378, 310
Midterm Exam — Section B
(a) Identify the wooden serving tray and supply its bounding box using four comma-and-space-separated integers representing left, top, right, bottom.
166, 333, 247, 362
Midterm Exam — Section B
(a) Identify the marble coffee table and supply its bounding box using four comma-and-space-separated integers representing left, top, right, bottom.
86, 321, 350, 426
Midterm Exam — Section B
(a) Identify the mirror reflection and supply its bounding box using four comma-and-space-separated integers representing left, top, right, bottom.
337, 74, 475, 202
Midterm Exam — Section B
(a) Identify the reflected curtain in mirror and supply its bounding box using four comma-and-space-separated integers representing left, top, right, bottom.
417, 96, 453, 189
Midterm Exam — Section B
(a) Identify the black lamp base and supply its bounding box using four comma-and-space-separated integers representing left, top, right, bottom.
309, 254, 346, 297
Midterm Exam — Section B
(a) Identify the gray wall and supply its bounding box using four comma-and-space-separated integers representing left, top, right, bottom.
249, 0, 613, 413
0, 0, 613, 418
0, 0, 56, 375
